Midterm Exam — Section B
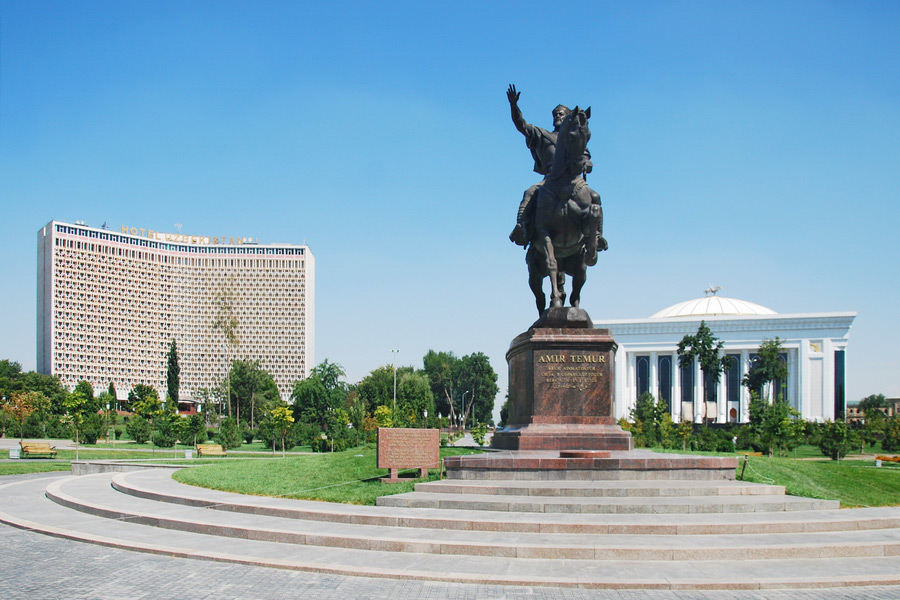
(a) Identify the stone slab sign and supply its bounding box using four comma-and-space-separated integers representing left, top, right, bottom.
376, 427, 440, 483
492, 307, 633, 451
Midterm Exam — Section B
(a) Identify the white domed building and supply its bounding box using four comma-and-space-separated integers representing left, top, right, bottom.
593, 290, 856, 424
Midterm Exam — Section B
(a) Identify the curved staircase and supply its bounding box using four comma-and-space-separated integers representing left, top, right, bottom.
1, 462, 900, 590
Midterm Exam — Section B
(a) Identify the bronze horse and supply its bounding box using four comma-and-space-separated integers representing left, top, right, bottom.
526, 107, 604, 316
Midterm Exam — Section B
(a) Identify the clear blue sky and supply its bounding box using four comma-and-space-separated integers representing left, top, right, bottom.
2, 1, 898, 411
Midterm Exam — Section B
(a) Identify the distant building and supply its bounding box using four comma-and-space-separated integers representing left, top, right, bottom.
594, 292, 855, 424
847, 397, 899, 423
37, 220, 314, 403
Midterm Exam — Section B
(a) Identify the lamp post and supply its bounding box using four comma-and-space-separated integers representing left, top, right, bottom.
390, 349, 399, 413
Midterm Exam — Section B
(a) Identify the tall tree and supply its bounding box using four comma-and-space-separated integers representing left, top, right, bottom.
395, 370, 435, 427
455, 352, 499, 427
355, 364, 413, 413
166, 339, 180, 405
742, 337, 788, 403
229, 359, 279, 427
291, 360, 348, 432
677, 321, 733, 423
107, 381, 118, 411
858, 393, 887, 413
20, 371, 67, 414
422, 350, 460, 423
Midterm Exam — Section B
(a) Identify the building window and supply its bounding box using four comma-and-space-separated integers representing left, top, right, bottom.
726, 354, 740, 404
680, 358, 693, 404
658, 355, 672, 409
834, 350, 846, 420
636, 356, 650, 400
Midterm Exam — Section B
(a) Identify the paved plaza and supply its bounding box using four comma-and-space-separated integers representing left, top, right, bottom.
1, 472, 899, 600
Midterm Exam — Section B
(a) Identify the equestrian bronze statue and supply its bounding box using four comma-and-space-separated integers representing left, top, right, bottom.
507, 85, 607, 316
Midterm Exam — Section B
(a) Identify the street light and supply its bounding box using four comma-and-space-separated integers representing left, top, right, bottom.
390, 349, 399, 412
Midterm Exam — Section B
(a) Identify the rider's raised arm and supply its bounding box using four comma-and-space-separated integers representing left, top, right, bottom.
507, 84, 531, 136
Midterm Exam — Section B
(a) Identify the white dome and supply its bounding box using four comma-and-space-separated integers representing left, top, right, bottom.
650, 296, 776, 319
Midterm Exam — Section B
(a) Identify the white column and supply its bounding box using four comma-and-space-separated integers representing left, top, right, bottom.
798, 340, 810, 419
649, 351, 658, 400
694, 359, 703, 424
740, 349, 750, 423
823, 338, 835, 421
717, 349, 727, 424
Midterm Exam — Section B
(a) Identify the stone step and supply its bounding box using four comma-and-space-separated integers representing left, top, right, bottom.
413, 478, 786, 497
377, 490, 840, 513
2, 473, 900, 589
41, 472, 897, 561
445, 449, 738, 480
114, 468, 895, 536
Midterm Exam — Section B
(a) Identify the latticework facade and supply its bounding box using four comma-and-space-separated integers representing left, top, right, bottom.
37, 221, 314, 401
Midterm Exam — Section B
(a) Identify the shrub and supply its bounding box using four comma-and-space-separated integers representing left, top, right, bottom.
881, 416, 900, 452
216, 417, 243, 449
818, 420, 854, 460
126, 415, 152, 444
470, 422, 489, 446
78, 413, 105, 445
152, 415, 178, 448
242, 427, 256, 445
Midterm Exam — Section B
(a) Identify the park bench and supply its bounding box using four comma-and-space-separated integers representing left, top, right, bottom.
196, 444, 226, 457
19, 441, 57, 458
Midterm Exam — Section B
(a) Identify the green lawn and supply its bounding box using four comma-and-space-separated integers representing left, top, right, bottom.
172, 444, 483, 505
738, 455, 900, 507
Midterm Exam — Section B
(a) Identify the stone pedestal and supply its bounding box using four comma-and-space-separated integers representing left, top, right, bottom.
492, 307, 633, 451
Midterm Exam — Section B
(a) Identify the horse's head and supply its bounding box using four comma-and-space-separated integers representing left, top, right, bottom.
550, 106, 591, 180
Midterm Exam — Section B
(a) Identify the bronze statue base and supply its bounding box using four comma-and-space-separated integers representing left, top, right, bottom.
492, 308, 633, 452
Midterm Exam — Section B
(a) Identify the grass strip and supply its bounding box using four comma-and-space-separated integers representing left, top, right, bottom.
173, 444, 483, 505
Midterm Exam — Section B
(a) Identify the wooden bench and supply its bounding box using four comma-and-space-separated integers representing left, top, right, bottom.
197, 444, 226, 457
20, 442, 57, 458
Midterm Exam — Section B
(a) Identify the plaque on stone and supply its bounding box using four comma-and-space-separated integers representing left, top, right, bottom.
376, 428, 440, 483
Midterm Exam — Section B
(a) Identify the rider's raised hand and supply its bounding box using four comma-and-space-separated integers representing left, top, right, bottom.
507, 84, 520, 105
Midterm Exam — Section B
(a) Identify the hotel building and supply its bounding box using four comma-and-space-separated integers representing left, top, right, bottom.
37, 220, 314, 402
594, 292, 855, 424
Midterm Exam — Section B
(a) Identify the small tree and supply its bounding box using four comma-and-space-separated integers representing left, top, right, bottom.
216, 417, 243, 449
268, 405, 295, 457
129, 385, 162, 420
743, 338, 788, 404
126, 415, 152, 444
881, 415, 900, 452
470, 422, 489, 446
151, 414, 178, 448
2, 391, 39, 440
676, 321, 733, 424
819, 420, 854, 461
63, 389, 91, 459
748, 391, 799, 457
